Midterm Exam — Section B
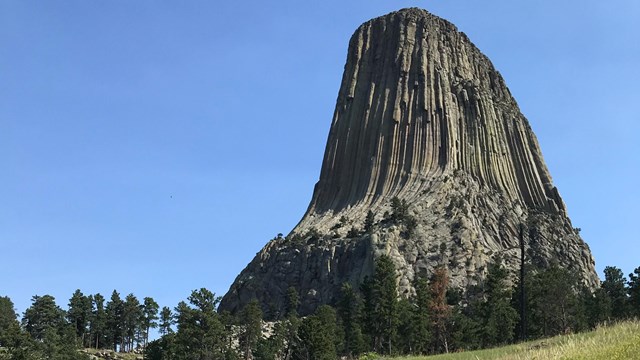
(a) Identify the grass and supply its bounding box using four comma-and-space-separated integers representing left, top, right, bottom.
387, 320, 640, 360
82, 348, 142, 360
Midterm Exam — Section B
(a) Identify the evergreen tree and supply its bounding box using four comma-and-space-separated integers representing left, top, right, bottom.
390, 197, 408, 223
122, 293, 142, 352
67, 289, 92, 347
174, 288, 226, 359
526, 267, 582, 337
602, 266, 629, 320
395, 298, 416, 354
364, 211, 375, 233
336, 283, 366, 358
371, 255, 398, 354
22, 295, 66, 341
239, 299, 263, 360
282, 287, 301, 360
0, 296, 25, 351
159, 306, 174, 335
21, 295, 89, 359
0, 296, 18, 338
105, 290, 124, 352
479, 261, 518, 347
90, 293, 107, 349
285, 287, 299, 318
141, 297, 159, 347
145, 333, 176, 360
296, 305, 338, 360
628, 266, 640, 317
412, 276, 432, 354
582, 287, 612, 328
359, 276, 375, 351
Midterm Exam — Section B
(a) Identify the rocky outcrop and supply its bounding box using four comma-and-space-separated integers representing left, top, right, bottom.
219, 8, 599, 318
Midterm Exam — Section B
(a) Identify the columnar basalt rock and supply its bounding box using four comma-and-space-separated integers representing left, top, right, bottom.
219, 8, 599, 318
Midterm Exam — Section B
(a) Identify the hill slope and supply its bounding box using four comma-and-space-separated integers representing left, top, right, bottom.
388, 321, 640, 360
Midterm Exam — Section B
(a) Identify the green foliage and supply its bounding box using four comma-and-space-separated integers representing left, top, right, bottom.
22, 295, 66, 341
479, 260, 518, 347
239, 299, 263, 360
296, 305, 338, 360
89, 293, 107, 349
602, 266, 630, 320
121, 293, 142, 352
525, 266, 583, 338
390, 197, 409, 223
174, 288, 226, 360
364, 211, 375, 233
145, 333, 176, 360
628, 266, 640, 317
0, 296, 19, 347
159, 306, 174, 335
141, 297, 159, 347
412, 276, 432, 354
285, 287, 299, 318
67, 290, 92, 347
104, 290, 124, 351
368, 255, 399, 354
358, 352, 380, 360
337, 283, 366, 358
395, 298, 416, 354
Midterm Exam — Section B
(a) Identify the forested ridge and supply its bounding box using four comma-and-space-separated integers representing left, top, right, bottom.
1, 258, 639, 360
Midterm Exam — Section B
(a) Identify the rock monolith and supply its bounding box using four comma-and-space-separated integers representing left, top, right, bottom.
219, 8, 599, 318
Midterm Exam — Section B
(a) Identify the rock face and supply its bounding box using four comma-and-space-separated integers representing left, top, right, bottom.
219, 8, 599, 318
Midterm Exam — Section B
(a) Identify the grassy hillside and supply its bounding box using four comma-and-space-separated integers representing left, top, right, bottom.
388, 320, 640, 360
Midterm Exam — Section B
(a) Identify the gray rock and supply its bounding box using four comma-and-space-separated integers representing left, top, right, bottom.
219, 7, 599, 318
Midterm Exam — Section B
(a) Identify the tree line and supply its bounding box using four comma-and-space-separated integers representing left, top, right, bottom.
0, 290, 169, 359
129, 259, 640, 359
2, 257, 638, 360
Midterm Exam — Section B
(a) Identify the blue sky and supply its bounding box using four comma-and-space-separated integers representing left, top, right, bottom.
2, 1, 639, 321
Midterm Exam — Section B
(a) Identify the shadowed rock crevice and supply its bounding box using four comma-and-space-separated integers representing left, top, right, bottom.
219, 8, 598, 318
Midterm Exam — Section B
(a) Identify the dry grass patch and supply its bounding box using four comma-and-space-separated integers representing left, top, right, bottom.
387, 320, 640, 360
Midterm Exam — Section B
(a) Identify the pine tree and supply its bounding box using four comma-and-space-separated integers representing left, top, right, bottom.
527, 267, 582, 337
0, 296, 23, 348
628, 266, 640, 317
90, 293, 107, 349
364, 211, 375, 233
395, 298, 416, 354
285, 287, 299, 318
602, 266, 629, 320
296, 305, 338, 360
122, 294, 142, 352
282, 287, 301, 360
360, 276, 376, 351
239, 299, 263, 360
582, 287, 612, 328
412, 276, 431, 354
67, 289, 92, 347
22, 295, 66, 341
159, 306, 174, 335
479, 260, 518, 347
372, 255, 398, 354
336, 283, 366, 358
105, 290, 124, 352
141, 297, 159, 347
174, 288, 225, 359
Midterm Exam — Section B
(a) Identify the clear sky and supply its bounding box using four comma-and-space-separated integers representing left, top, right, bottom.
2, 1, 639, 321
